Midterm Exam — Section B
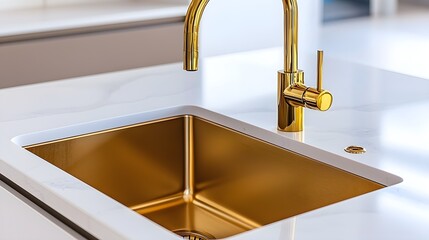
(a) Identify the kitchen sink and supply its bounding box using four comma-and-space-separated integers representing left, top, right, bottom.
23, 113, 394, 239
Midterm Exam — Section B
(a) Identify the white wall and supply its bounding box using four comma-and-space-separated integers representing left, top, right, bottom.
0, 0, 138, 10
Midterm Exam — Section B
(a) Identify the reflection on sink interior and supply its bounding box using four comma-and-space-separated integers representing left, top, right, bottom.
25, 115, 387, 239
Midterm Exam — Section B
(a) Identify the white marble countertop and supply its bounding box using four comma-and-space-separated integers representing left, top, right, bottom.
1, 47, 429, 239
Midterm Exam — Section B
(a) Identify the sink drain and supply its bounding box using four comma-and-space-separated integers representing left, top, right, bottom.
174, 230, 213, 240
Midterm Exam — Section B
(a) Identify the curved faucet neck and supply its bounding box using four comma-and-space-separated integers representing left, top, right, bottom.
183, 0, 299, 73
183, 0, 209, 71
283, 0, 299, 73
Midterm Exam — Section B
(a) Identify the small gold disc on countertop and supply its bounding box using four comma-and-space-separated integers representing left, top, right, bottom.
345, 146, 367, 154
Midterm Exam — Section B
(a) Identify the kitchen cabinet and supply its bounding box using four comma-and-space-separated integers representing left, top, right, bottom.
0, 1, 187, 88
0, 179, 83, 240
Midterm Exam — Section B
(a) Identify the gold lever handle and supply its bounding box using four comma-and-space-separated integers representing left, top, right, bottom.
317, 50, 323, 92
283, 50, 333, 111
302, 50, 333, 111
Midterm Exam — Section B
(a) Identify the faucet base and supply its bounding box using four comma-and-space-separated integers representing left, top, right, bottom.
277, 70, 304, 132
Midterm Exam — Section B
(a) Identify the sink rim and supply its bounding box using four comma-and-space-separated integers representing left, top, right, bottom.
13, 105, 403, 188
11, 105, 403, 239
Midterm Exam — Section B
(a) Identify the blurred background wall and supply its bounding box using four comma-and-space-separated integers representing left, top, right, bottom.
3, 0, 428, 88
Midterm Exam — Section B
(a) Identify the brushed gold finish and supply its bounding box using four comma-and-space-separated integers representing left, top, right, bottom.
25, 116, 383, 239
183, 1, 333, 131
345, 146, 367, 154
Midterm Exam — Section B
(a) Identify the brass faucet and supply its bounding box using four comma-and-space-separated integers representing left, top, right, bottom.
183, 0, 333, 132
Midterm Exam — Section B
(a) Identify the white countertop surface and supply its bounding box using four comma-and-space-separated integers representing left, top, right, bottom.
0, 47, 429, 239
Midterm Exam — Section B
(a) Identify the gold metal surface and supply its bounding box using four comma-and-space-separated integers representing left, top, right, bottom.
278, 71, 304, 132
345, 146, 367, 154
25, 115, 383, 239
183, 0, 209, 71
317, 50, 324, 92
280, 50, 333, 131
183, 1, 333, 132
175, 230, 212, 240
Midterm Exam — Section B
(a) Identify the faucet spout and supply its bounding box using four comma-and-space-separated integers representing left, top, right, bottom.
183, 0, 300, 73
183, 0, 209, 71
283, 0, 298, 73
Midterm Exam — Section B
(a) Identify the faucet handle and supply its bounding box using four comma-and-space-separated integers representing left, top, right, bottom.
303, 50, 333, 111
317, 50, 323, 92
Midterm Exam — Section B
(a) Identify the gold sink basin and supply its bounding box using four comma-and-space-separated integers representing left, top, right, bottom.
25, 115, 387, 239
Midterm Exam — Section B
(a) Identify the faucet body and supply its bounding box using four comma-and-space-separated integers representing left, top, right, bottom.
184, 0, 332, 132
